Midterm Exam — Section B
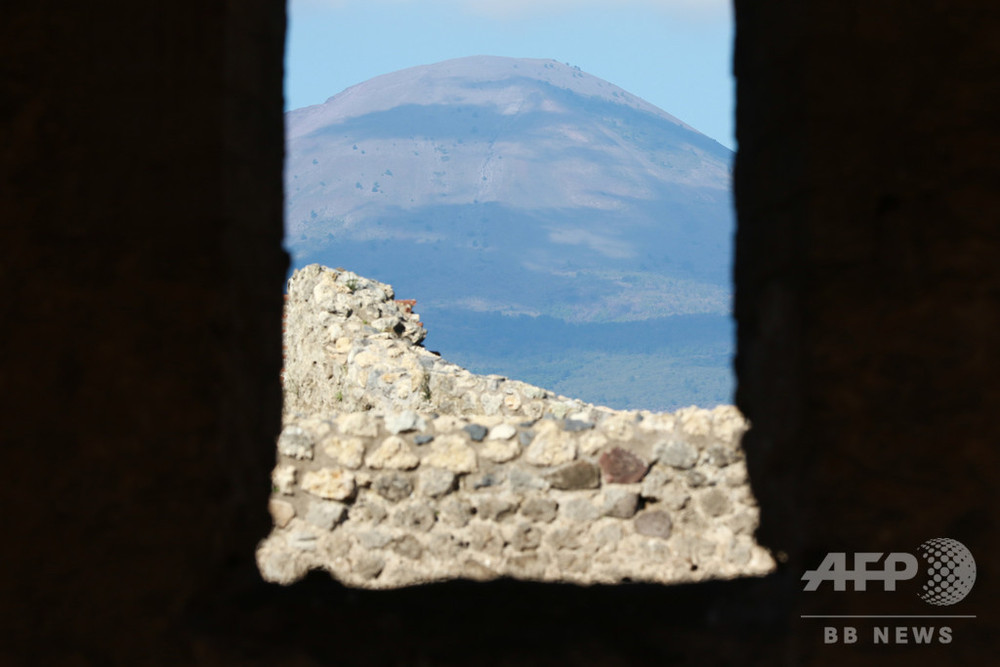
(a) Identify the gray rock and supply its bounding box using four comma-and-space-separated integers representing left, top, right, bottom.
545, 461, 600, 490
392, 502, 437, 532
518, 430, 535, 447
520, 496, 558, 523
463, 423, 488, 441
304, 500, 347, 530
418, 467, 455, 498
640, 464, 673, 499
634, 510, 673, 539
509, 467, 549, 492
699, 488, 732, 517
385, 410, 424, 434
472, 494, 520, 521
602, 488, 639, 519
349, 499, 387, 524
413, 434, 434, 445
373, 473, 413, 502
655, 440, 699, 470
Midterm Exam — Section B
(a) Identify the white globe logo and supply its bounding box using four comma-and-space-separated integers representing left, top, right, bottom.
917, 538, 976, 606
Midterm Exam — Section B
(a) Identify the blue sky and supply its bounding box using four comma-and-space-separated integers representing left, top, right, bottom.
286, 0, 735, 149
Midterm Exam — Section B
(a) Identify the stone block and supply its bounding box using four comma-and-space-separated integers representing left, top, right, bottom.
305, 500, 347, 530
598, 447, 649, 483
545, 460, 600, 489
634, 510, 672, 539
301, 468, 356, 501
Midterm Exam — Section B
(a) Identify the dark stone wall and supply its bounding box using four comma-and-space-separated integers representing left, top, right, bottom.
734, 1, 999, 662
0, 0, 996, 664
0, 1, 286, 663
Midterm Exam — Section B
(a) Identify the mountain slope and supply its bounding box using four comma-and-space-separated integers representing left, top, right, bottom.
284, 56, 735, 409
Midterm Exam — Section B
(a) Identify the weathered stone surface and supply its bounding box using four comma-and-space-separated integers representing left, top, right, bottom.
351, 553, 385, 580
479, 437, 520, 463
349, 499, 387, 524
391, 535, 424, 559
634, 510, 673, 539
305, 500, 346, 530
423, 435, 477, 473
439, 497, 474, 527
545, 461, 600, 490
392, 502, 436, 532
263, 268, 774, 589
686, 471, 707, 488
372, 473, 413, 502
365, 435, 419, 470
385, 410, 425, 434
418, 467, 455, 497
509, 523, 543, 551
579, 430, 609, 456
337, 412, 378, 437
272, 464, 297, 495
654, 440, 698, 470
467, 471, 503, 490
507, 553, 547, 578
467, 524, 504, 556
598, 447, 649, 484
277, 425, 314, 460
591, 521, 624, 549
699, 488, 732, 518
268, 499, 295, 528
562, 498, 601, 522
508, 466, 549, 492
706, 444, 738, 468
323, 436, 366, 469
472, 494, 520, 521
301, 468, 356, 500
545, 525, 584, 550
524, 421, 576, 465
520, 496, 558, 523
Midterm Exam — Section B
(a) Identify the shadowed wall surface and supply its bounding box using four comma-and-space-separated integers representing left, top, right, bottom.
0, 0, 997, 664
734, 1, 999, 662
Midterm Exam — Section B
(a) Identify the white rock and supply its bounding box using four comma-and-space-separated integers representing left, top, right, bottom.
271, 464, 296, 495
301, 468, 356, 500
423, 434, 478, 473
365, 436, 420, 470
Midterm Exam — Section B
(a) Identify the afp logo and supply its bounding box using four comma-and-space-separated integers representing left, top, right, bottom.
802, 538, 977, 605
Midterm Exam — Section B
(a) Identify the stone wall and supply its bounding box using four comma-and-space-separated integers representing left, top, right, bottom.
260, 265, 773, 587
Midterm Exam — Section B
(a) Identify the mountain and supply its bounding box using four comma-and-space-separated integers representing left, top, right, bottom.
284, 55, 735, 410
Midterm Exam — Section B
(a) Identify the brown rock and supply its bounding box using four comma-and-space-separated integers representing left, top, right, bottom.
544, 460, 600, 489
599, 447, 650, 483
